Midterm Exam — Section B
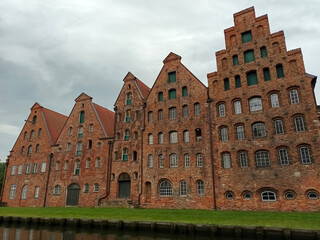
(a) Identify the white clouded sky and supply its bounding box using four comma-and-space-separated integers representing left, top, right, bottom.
0, 0, 319, 161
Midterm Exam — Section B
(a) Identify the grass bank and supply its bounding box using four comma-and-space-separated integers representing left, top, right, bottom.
0, 207, 319, 230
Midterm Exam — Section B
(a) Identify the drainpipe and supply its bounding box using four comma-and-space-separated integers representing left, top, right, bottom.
0, 157, 9, 203
43, 153, 53, 207
207, 97, 217, 210
138, 102, 146, 206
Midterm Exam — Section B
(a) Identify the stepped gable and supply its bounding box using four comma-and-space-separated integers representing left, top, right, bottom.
92, 103, 114, 137
163, 52, 182, 64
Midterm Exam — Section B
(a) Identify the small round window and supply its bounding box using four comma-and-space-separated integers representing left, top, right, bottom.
285, 192, 295, 200
226, 192, 234, 200
243, 192, 252, 200
307, 192, 319, 199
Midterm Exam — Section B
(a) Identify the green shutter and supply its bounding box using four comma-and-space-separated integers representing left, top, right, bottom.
158, 92, 163, 101
242, 31, 252, 43
232, 55, 238, 66
224, 78, 230, 91
182, 87, 188, 96
276, 65, 284, 78
263, 68, 271, 81
244, 50, 255, 63
247, 71, 258, 86
169, 72, 176, 83
123, 154, 128, 161
260, 47, 267, 58
169, 89, 176, 99
79, 111, 85, 124
235, 75, 241, 88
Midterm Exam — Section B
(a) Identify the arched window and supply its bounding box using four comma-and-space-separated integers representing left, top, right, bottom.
235, 75, 241, 88
270, 93, 280, 108
196, 154, 203, 167
299, 145, 311, 164
180, 180, 187, 196
148, 133, 153, 145
243, 192, 252, 200
224, 78, 230, 91
23, 131, 27, 140
148, 111, 153, 123
94, 183, 99, 192
148, 154, 154, 168
307, 192, 319, 199
220, 126, 228, 141
21, 185, 28, 199
76, 142, 82, 156
183, 130, 189, 143
236, 125, 245, 140
117, 113, 121, 122
158, 109, 163, 121
170, 154, 178, 167
294, 115, 306, 132
86, 158, 91, 168
249, 97, 262, 112
225, 191, 234, 200
169, 131, 178, 143
87, 140, 92, 149
182, 105, 188, 117
84, 184, 89, 193
159, 180, 172, 196
133, 131, 138, 140
68, 127, 73, 136
79, 111, 85, 124
169, 107, 177, 120
255, 150, 270, 167
239, 151, 248, 168
124, 129, 130, 140
64, 161, 69, 170
32, 115, 37, 124
132, 151, 137, 161
289, 89, 299, 104
196, 180, 204, 195
30, 130, 35, 139
135, 111, 139, 121
182, 86, 188, 96
261, 191, 276, 201
285, 191, 295, 200
276, 64, 284, 78
232, 55, 238, 66
158, 132, 163, 144
158, 92, 163, 101
260, 46, 267, 58
125, 110, 131, 122
194, 103, 200, 115
122, 148, 129, 161
158, 154, 164, 168
21, 146, 25, 155
234, 101, 241, 114
252, 122, 266, 138
126, 92, 132, 105
274, 119, 285, 134
54, 185, 61, 195
55, 161, 60, 171
278, 148, 289, 165
38, 128, 42, 137
222, 153, 231, 169
217, 103, 226, 117
169, 89, 176, 99
195, 128, 202, 142
74, 160, 81, 175
28, 145, 32, 155
77, 126, 83, 138
184, 154, 190, 168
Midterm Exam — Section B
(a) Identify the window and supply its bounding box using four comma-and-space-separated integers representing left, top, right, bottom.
18, 165, 23, 174
64, 161, 69, 170
32, 115, 37, 124
195, 128, 202, 142
158, 132, 163, 144
158, 109, 163, 121
243, 192, 252, 200
180, 181, 187, 196
260, 46, 267, 58
159, 180, 172, 196
169, 89, 176, 99
76, 142, 82, 156
84, 184, 89, 193
242, 30, 252, 43
270, 93, 279, 108
239, 151, 248, 168
276, 64, 284, 78
125, 110, 131, 122
182, 105, 188, 118
234, 101, 241, 114
148, 154, 153, 168
244, 49, 255, 63
30, 130, 35, 139
159, 155, 164, 168
220, 127, 228, 141
86, 158, 91, 168
235, 75, 241, 88
9, 184, 17, 199
68, 127, 73, 136
66, 142, 71, 152
38, 128, 42, 137
184, 154, 190, 168
226, 192, 234, 200
34, 186, 40, 198
28, 145, 32, 155
196, 154, 203, 167
21, 146, 25, 155
299, 145, 311, 164
148, 133, 153, 145
249, 97, 262, 112
194, 103, 200, 115
170, 154, 178, 167
263, 68, 271, 81
294, 116, 306, 132
278, 148, 289, 165
89, 124, 93, 132
236, 125, 245, 140
24, 131, 27, 140
218, 103, 226, 117
169, 131, 178, 143
158, 92, 163, 101
182, 86, 188, 96
169, 107, 177, 120
133, 131, 138, 140
122, 148, 129, 161
11, 166, 16, 175
77, 126, 83, 138
114, 151, 119, 160
41, 162, 46, 173
135, 111, 139, 121
94, 184, 99, 192
148, 111, 153, 123
79, 111, 85, 124
232, 55, 238, 66
55, 161, 60, 171
33, 163, 38, 173
169, 71, 176, 83
26, 163, 31, 174
21, 185, 28, 199
124, 129, 130, 140
222, 153, 231, 169
87, 140, 92, 149
224, 78, 230, 91
196, 180, 204, 195
261, 191, 276, 201
285, 192, 295, 200
54, 185, 61, 195
307, 192, 319, 199
117, 113, 121, 122
74, 160, 80, 175
289, 89, 299, 104
133, 151, 137, 161
126, 92, 132, 105
247, 71, 258, 86
183, 130, 189, 143
274, 119, 285, 134
255, 150, 270, 167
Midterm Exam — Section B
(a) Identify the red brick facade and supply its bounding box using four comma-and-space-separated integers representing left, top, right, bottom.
1, 7, 319, 211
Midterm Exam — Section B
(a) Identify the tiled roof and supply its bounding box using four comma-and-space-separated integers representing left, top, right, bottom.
93, 103, 114, 137
135, 78, 150, 99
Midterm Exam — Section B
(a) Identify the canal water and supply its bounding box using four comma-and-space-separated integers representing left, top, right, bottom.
0, 223, 254, 240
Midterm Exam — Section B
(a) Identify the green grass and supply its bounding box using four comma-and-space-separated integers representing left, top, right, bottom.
0, 207, 319, 230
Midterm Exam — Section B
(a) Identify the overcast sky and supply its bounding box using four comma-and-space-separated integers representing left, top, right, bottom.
0, 0, 319, 161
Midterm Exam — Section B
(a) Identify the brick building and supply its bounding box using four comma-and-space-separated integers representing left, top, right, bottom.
1, 7, 319, 211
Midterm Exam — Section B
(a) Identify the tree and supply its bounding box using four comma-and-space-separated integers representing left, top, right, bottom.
0, 161, 6, 194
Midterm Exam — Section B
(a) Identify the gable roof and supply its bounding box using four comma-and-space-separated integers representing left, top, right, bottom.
135, 78, 150, 99
163, 52, 182, 64
92, 103, 115, 137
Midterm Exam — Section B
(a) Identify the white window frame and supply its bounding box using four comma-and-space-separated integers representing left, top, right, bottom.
261, 191, 276, 201
180, 180, 187, 196
255, 150, 270, 167
239, 151, 248, 168
197, 180, 204, 195
182, 105, 188, 118
169, 131, 178, 143
158, 132, 163, 144
11, 166, 16, 175
278, 148, 289, 165
148, 111, 153, 123
299, 146, 311, 164
270, 93, 280, 108
294, 116, 305, 132
252, 122, 266, 138
34, 186, 40, 198
218, 103, 226, 117
249, 97, 262, 112
9, 184, 17, 199
18, 165, 23, 175
159, 155, 164, 168
274, 119, 284, 134
158, 110, 163, 121
194, 103, 200, 115
183, 130, 189, 143
184, 154, 190, 168
220, 127, 228, 141
41, 162, 46, 173
170, 154, 178, 167
196, 154, 203, 167
148, 154, 154, 168
148, 134, 153, 145
236, 125, 245, 140
222, 153, 231, 169
169, 107, 177, 120
234, 101, 242, 114
159, 180, 173, 196
289, 89, 299, 104
94, 184, 99, 192
54, 185, 61, 195
21, 185, 28, 199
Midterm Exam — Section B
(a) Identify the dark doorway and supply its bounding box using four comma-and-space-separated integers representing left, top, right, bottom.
145, 182, 151, 203
118, 173, 131, 198
66, 183, 80, 206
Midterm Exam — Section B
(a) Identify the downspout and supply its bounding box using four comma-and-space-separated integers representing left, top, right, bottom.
43, 153, 53, 207
0, 157, 9, 203
207, 97, 217, 210
138, 102, 146, 206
